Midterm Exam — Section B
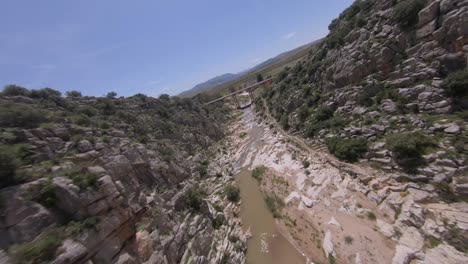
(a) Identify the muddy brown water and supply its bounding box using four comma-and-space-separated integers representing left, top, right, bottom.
235, 108, 306, 264
237, 169, 306, 264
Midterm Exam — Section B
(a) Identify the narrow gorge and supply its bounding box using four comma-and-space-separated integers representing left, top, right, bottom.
1, 0, 468, 264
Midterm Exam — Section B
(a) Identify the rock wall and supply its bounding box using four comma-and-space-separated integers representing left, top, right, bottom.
0, 95, 246, 264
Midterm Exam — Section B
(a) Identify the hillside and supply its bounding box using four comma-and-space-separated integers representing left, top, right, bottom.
178, 73, 240, 98
254, 0, 468, 262
1, 0, 468, 264
0, 88, 246, 263
179, 41, 319, 98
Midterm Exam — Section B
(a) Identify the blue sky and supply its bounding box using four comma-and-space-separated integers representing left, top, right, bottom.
0, 0, 353, 97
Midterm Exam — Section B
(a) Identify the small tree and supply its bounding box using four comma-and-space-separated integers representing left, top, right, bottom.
66, 90, 82, 97
392, 0, 427, 29
159, 94, 170, 101
386, 131, 436, 172
106, 91, 117, 99
2, 85, 29, 96
0, 153, 16, 188
256, 73, 264, 82
225, 185, 240, 203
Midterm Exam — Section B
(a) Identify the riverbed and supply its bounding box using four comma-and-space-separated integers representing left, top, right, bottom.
234, 108, 306, 264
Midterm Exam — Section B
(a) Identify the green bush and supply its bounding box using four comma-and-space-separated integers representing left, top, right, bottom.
29, 88, 62, 100
444, 227, 468, 253
302, 160, 310, 168
2, 84, 29, 96
225, 185, 240, 203
367, 211, 377, 220
264, 194, 284, 218
306, 117, 346, 138
0, 104, 47, 128
393, 0, 427, 29
106, 91, 117, 99
61, 169, 98, 189
386, 131, 436, 172
443, 68, 468, 97
279, 115, 290, 130
37, 177, 57, 208
443, 68, 468, 110
65, 90, 82, 97
252, 166, 266, 182
325, 137, 368, 162
315, 106, 334, 122
13, 229, 62, 263
0, 153, 16, 188
184, 186, 206, 212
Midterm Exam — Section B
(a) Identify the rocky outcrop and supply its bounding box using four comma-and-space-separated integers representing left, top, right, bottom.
0, 94, 245, 263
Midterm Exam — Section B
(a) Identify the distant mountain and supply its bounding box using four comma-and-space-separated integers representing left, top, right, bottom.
178, 73, 240, 97
178, 40, 320, 97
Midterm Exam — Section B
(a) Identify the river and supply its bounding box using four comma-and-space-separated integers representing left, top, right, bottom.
234, 108, 306, 264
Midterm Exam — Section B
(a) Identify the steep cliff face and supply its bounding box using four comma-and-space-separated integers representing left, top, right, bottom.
260, 0, 467, 191
255, 0, 468, 261
0, 93, 246, 263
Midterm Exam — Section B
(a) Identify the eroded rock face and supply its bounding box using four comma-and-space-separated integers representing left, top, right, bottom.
0, 94, 244, 263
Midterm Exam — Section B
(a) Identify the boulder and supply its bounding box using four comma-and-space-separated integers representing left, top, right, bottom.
77, 140, 93, 153
322, 230, 335, 258
51, 239, 88, 264
425, 244, 468, 264
381, 99, 398, 113
418, 0, 440, 26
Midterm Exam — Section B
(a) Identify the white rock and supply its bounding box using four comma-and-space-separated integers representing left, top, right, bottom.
377, 219, 395, 238
424, 244, 468, 264
327, 217, 341, 227
322, 230, 335, 258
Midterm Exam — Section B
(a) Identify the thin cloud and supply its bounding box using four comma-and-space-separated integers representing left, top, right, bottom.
283, 31, 296, 39
144, 80, 161, 86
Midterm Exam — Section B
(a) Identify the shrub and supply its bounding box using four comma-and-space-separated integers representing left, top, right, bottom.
298, 106, 309, 122
444, 227, 468, 253
325, 137, 368, 162
106, 91, 117, 99
37, 177, 57, 208
159, 94, 170, 101
252, 166, 266, 182
443, 68, 468, 110
212, 216, 224, 229
0, 104, 47, 128
67, 217, 99, 235
2, 84, 29, 96
302, 160, 310, 168
61, 168, 98, 189
367, 211, 377, 220
425, 235, 441, 248
74, 115, 92, 126
66, 90, 82, 97
432, 182, 457, 202
315, 106, 334, 122
393, 0, 427, 29
29, 88, 61, 100
386, 131, 436, 172
443, 68, 468, 97
306, 117, 346, 138
264, 194, 284, 218
184, 186, 206, 212
344, 235, 353, 244
279, 115, 290, 130
357, 83, 384, 106
225, 185, 240, 203
13, 229, 63, 263
0, 153, 16, 188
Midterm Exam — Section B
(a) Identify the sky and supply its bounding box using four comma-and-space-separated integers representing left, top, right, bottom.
0, 0, 353, 97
